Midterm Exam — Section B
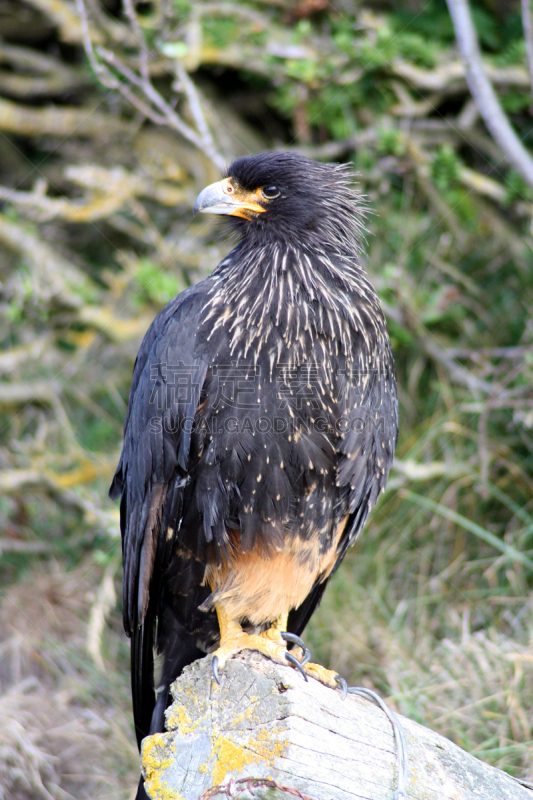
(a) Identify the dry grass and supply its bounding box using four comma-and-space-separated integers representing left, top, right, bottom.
0, 563, 138, 800
310, 539, 533, 781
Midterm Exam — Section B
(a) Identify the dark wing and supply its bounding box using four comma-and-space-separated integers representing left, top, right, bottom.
110, 282, 213, 747
288, 341, 398, 638
336, 345, 398, 552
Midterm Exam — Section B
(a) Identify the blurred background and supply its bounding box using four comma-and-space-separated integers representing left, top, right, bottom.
0, 0, 532, 797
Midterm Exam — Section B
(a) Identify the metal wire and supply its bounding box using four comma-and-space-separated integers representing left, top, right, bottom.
346, 686, 409, 800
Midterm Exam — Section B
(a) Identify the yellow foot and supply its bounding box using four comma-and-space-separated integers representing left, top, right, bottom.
211, 606, 345, 694
211, 610, 304, 683
211, 629, 294, 683
302, 660, 342, 689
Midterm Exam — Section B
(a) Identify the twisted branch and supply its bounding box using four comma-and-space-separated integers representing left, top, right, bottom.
446, 0, 533, 189
75, 0, 225, 171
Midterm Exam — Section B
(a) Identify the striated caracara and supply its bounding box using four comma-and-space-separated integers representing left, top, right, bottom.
110, 151, 398, 797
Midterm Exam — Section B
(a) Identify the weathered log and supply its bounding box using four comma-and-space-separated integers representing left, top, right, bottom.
140, 651, 533, 800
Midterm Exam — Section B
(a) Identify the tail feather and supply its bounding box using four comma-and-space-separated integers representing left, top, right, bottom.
132, 599, 206, 798
135, 776, 151, 800
131, 597, 206, 749
131, 614, 156, 749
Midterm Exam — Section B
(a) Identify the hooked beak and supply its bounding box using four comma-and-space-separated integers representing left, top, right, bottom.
193, 179, 266, 220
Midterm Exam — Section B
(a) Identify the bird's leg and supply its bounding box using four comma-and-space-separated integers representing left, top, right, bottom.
211, 607, 298, 683
211, 608, 342, 692
260, 613, 292, 646
260, 614, 342, 690
261, 612, 287, 641
260, 615, 310, 670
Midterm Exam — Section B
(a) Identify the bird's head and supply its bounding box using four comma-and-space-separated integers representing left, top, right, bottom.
193, 151, 366, 254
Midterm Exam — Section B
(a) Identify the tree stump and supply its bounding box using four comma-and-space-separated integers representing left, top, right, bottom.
140, 652, 533, 800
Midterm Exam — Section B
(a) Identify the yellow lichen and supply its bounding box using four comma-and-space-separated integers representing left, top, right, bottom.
142, 733, 174, 773
142, 689, 288, 797
210, 736, 256, 785
144, 779, 186, 800
166, 703, 199, 734
207, 728, 288, 786
141, 735, 185, 800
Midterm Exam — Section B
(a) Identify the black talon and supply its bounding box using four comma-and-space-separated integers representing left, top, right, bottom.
281, 631, 306, 651
285, 651, 308, 681
335, 674, 348, 701
281, 631, 311, 664
212, 655, 220, 685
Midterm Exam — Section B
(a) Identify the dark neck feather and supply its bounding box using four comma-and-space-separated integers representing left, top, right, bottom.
202, 235, 389, 371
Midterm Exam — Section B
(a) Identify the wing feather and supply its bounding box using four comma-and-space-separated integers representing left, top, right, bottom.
334, 346, 398, 567
112, 285, 211, 634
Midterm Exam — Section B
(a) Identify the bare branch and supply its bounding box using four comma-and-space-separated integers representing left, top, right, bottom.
122, 0, 150, 85
0, 96, 129, 138
446, 0, 533, 189
0, 212, 88, 309
175, 64, 224, 168
0, 166, 184, 222
391, 59, 530, 92
24, 0, 89, 45
522, 0, 533, 99
0, 42, 89, 97
76, 305, 155, 343
0, 539, 55, 554
93, 46, 169, 123
0, 337, 53, 376
0, 381, 59, 409
380, 294, 511, 399
0, 468, 119, 535
75, 0, 121, 90
86, 556, 119, 669
75, 0, 226, 171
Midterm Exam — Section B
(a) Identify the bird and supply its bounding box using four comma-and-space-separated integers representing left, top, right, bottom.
110, 151, 398, 798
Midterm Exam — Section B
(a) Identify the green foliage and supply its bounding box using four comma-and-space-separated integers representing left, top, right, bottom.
172, 0, 192, 17
504, 170, 533, 204
471, 7, 501, 50
202, 16, 239, 49
431, 144, 461, 190
357, 29, 398, 70
501, 91, 532, 113
390, 0, 456, 44
492, 39, 526, 66
376, 127, 406, 157
396, 33, 439, 68
446, 187, 478, 224
77, 416, 119, 452
134, 258, 182, 306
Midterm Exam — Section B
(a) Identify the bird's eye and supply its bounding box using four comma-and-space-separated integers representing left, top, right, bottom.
262, 185, 280, 199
